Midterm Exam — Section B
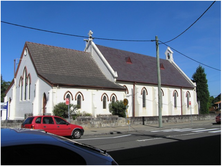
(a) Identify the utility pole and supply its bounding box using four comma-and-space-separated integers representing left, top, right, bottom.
155, 36, 162, 128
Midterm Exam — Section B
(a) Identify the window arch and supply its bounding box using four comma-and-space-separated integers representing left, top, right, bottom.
23, 68, 27, 100
77, 95, 81, 108
75, 91, 84, 101
103, 96, 107, 109
110, 93, 117, 102
186, 91, 191, 108
173, 90, 178, 108
141, 87, 148, 108
101, 93, 109, 109
123, 85, 129, 94
19, 77, 23, 101
63, 91, 73, 101
75, 92, 84, 109
27, 74, 31, 100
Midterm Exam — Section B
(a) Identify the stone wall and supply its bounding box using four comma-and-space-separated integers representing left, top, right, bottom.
1, 114, 216, 128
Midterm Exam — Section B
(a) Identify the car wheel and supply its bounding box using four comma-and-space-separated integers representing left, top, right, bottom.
72, 130, 82, 139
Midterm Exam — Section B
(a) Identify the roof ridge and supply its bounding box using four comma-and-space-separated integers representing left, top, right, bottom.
25, 41, 86, 53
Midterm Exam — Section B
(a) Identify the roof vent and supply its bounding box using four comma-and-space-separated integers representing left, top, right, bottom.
160, 63, 165, 70
126, 57, 132, 64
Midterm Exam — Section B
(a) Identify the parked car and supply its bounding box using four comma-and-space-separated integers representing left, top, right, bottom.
1, 128, 118, 165
21, 115, 84, 139
216, 113, 221, 124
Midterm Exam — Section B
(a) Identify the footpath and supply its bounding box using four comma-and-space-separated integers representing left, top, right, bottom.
83, 119, 218, 136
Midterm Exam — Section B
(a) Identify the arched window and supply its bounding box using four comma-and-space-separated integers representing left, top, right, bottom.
110, 93, 117, 102
74, 91, 84, 109
20, 77, 23, 101
27, 74, 31, 100
103, 96, 107, 109
101, 93, 109, 109
141, 87, 148, 108
142, 90, 146, 108
186, 92, 191, 108
23, 68, 27, 100
173, 91, 178, 108
77, 95, 81, 108
112, 96, 116, 103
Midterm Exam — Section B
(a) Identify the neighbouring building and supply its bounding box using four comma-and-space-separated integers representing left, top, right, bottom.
4, 31, 198, 120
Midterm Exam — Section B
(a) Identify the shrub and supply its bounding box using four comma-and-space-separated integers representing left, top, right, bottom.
109, 100, 127, 117
53, 102, 79, 119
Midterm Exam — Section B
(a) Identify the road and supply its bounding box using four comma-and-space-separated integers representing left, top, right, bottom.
77, 123, 221, 165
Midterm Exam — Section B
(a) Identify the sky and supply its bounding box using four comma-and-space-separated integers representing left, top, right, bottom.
1, 1, 221, 97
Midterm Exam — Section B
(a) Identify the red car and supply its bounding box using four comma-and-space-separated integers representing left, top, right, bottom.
216, 113, 221, 124
21, 116, 84, 139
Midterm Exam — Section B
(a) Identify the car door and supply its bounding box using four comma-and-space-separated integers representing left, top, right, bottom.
54, 117, 72, 136
42, 117, 57, 134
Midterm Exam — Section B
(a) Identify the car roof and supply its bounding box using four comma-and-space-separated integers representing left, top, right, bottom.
1, 128, 58, 147
1, 128, 107, 156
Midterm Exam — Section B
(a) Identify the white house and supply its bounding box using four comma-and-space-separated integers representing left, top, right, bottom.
4, 32, 198, 120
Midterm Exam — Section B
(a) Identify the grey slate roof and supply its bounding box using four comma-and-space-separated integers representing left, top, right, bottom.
25, 42, 125, 90
96, 45, 194, 88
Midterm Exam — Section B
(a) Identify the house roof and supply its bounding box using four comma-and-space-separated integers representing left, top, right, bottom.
96, 45, 194, 89
25, 42, 125, 90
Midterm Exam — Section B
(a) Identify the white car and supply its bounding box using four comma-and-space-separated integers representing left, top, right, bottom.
1, 128, 118, 165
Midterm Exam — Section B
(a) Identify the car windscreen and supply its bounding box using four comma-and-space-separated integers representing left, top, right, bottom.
22, 117, 34, 124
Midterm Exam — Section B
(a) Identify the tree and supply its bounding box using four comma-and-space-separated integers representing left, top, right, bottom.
109, 100, 127, 117
53, 102, 79, 119
192, 66, 210, 114
1, 75, 11, 102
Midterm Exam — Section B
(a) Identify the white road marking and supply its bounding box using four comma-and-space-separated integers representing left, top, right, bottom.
209, 130, 221, 133
137, 132, 199, 142
137, 137, 162, 142
79, 134, 132, 141
192, 128, 220, 133
150, 128, 220, 133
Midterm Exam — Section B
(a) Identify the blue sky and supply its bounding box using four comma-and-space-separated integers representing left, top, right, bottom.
1, 1, 221, 97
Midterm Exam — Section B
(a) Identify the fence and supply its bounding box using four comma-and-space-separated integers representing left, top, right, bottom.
1, 114, 217, 128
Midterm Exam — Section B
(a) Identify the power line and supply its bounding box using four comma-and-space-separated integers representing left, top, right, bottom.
1, 21, 153, 42
159, 40, 221, 71
2, 20, 220, 71
162, 1, 216, 44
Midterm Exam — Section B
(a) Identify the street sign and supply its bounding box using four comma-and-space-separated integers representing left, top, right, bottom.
189, 101, 191, 105
66, 98, 70, 105
123, 98, 128, 106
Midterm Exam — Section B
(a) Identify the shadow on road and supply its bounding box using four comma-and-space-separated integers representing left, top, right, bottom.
109, 135, 221, 165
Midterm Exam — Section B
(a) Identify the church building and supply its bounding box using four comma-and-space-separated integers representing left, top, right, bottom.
5, 31, 198, 120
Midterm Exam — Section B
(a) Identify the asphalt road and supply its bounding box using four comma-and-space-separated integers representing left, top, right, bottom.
77, 123, 221, 165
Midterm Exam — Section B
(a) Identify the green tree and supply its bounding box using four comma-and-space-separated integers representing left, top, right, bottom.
109, 100, 127, 117
1, 75, 11, 102
53, 102, 79, 119
192, 66, 210, 114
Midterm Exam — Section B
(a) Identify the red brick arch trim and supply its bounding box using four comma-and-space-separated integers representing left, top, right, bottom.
27, 74, 31, 84
110, 93, 118, 101
63, 91, 74, 100
23, 67, 28, 78
173, 90, 179, 97
186, 91, 191, 97
141, 87, 148, 95
75, 91, 84, 101
161, 89, 164, 96
101, 93, 109, 101
123, 85, 129, 94
19, 76, 23, 86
